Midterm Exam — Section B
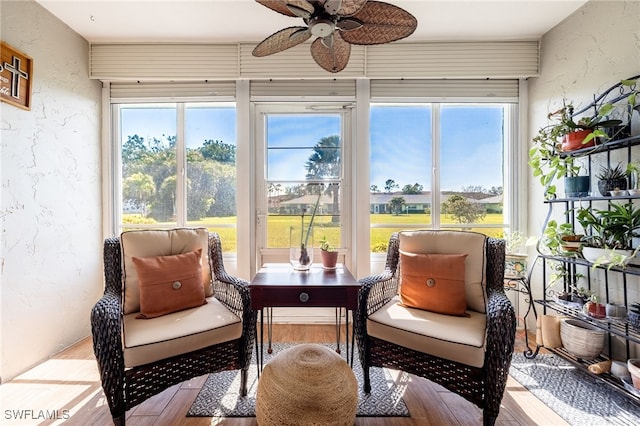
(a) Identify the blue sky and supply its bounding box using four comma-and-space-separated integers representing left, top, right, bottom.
120, 104, 236, 149
120, 103, 504, 192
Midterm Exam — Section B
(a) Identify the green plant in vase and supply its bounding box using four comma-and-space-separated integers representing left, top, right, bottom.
294, 191, 322, 269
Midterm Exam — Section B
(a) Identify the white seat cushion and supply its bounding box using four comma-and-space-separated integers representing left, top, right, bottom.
367, 296, 487, 368
123, 297, 242, 368
399, 230, 487, 313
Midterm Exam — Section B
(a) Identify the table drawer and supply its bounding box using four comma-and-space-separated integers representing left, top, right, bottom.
255, 287, 349, 308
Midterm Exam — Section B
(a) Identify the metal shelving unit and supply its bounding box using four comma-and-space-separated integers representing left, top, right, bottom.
529, 76, 640, 404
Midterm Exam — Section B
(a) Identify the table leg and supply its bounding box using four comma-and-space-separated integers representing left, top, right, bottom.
345, 308, 350, 365
349, 310, 355, 368
335, 307, 342, 354
267, 307, 273, 354
258, 309, 264, 374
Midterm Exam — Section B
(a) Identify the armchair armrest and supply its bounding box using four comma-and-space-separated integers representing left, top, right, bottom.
208, 233, 255, 368
208, 233, 252, 320
90, 290, 125, 418
357, 271, 398, 317
483, 237, 516, 415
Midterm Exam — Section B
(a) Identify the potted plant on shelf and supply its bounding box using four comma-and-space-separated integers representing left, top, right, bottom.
538, 220, 584, 292
319, 235, 338, 270
596, 163, 628, 196
529, 103, 621, 199
609, 78, 640, 139
503, 231, 536, 279
576, 203, 640, 267
529, 105, 589, 200
571, 285, 595, 306
583, 294, 606, 319
540, 219, 582, 257
626, 161, 640, 195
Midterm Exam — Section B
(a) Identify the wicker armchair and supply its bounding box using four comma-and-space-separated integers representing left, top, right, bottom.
355, 231, 515, 426
91, 231, 255, 425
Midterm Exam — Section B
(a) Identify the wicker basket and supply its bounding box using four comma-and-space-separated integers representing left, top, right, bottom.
560, 318, 605, 359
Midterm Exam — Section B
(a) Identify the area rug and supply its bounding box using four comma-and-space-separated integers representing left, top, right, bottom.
187, 342, 409, 418
509, 352, 640, 425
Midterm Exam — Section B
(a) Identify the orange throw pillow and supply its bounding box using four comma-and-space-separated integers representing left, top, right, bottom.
399, 251, 468, 316
132, 249, 207, 319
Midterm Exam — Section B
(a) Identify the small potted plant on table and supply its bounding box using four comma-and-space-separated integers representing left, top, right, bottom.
319, 235, 338, 270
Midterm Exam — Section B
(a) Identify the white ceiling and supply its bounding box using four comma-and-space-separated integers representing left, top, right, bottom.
35, 0, 589, 44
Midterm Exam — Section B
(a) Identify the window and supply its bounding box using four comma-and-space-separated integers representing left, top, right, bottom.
116, 102, 237, 251
255, 105, 349, 266
370, 103, 510, 253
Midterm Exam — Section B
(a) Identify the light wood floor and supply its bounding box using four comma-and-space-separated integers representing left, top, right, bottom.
0, 325, 568, 426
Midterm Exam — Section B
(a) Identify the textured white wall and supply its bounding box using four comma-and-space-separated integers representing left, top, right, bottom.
527, 0, 640, 350
0, 0, 103, 381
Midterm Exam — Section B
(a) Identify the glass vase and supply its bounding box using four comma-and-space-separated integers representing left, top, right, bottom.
290, 226, 313, 271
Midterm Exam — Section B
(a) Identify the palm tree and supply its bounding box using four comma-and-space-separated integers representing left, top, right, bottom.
305, 135, 341, 222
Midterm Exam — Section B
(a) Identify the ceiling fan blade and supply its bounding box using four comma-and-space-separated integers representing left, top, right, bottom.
339, 1, 417, 45
252, 27, 312, 57
322, 0, 368, 16
255, 0, 314, 18
336, 17, 363, 31
311, 32, 351, 73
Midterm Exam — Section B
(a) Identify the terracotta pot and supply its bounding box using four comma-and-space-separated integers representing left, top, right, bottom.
584, 301, 606, 319
628, 359, 640, 389
561, 129, 595, 151
321, 250, 338, 269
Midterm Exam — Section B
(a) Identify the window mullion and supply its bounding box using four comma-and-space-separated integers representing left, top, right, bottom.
176, 103, 187, 225
431, 103, 441, 229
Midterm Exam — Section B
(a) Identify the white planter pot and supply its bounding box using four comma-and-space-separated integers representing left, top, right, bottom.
582, 246, 638, 266
560, 319, 605, 359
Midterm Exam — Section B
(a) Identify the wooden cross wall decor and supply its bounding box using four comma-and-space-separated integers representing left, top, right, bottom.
1, 41, 33, 110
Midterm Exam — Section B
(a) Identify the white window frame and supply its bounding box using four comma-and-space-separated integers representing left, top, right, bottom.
252, 103, 354, 276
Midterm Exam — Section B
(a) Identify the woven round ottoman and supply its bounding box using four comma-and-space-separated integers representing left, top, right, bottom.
256, 343, 358, 426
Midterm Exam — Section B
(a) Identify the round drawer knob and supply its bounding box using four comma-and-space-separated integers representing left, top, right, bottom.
299, 292, 310, 303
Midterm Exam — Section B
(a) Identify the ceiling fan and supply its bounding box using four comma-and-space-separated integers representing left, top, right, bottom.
252, 0, 418, 73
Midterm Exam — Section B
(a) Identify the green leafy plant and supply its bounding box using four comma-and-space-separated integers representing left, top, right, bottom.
296, 191, 322, 266
502, 231, 536, 254
576, 203, 640, 250
596, 163, 626, 181
572, 285, 594, 300
627, 161, 640, 190
319, 235, 335, 252
621, 78, 640, 117
540, 219, 577, 256
529, 103, 621, 199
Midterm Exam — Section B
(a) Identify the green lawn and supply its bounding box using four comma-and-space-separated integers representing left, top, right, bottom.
124, 213, 505, 252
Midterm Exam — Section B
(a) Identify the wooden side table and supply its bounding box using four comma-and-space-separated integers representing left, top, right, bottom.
249, 264, 361, 372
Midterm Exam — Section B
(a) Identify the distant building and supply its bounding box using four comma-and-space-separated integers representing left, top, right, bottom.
270, 192, 503, 215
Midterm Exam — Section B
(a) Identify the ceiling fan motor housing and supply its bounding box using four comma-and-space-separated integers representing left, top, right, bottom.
308, 16, 336, 37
